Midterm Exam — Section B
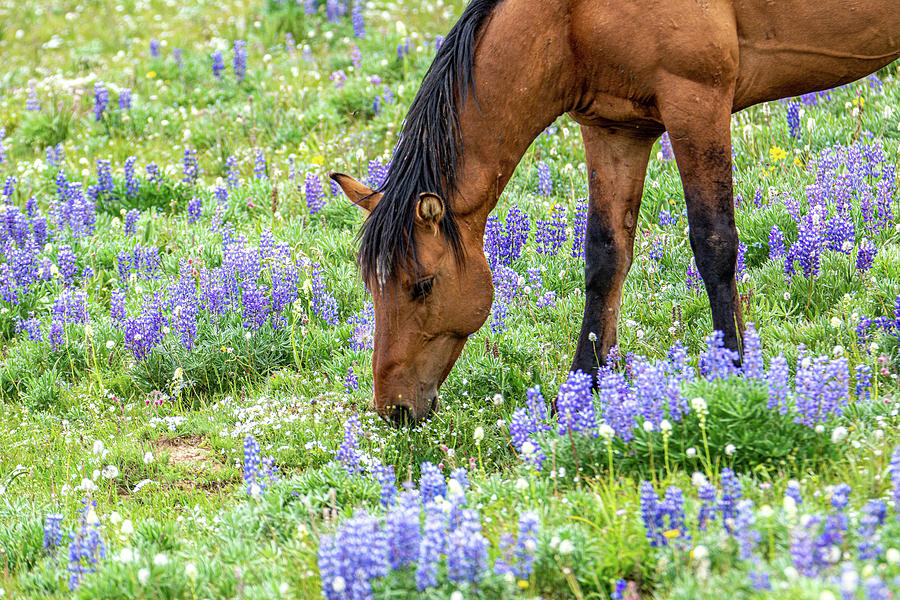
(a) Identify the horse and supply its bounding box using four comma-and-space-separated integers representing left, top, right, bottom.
331, 0, 900, 424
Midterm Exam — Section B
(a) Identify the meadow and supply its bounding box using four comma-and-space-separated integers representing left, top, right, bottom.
1, 0, 900, 598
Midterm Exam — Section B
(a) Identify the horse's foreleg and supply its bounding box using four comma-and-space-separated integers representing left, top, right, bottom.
658, 79, 745, 356
570, 127, 654, 384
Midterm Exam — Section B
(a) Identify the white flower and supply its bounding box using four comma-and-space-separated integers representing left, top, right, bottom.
885, 548, 900, 565
758, 505, 775, 519
558, 539, 574, 555
691, 545, 708, 561
105, 340, 116, 350
515, 478, 529, 492
92, 440, 105, 456
185, 562, 198, 579
79, 478, 97, 492
815, 424, 826, 434
686, 447, 697, 458
473, 426, 484, 443
783, 566, 799, 581
249, 483, 262, 498
153, 553, 168, 567
783, 291, 791, 301
85, 509, 99, 525
840, 567, 859, 593
121, 519, 134, 535
447, 479, 463, 497
279, 582, 289, 595
138, 567, 151, 585
830, 316, 842, 328
450, 592, 464, 600
659, 419, 672, 433
832, 345, 844, 357
84, 324, 93, 339
819, 592, 836, 600
588, 332, 597, 342
642, 420, 654, 433
143, 451, 154, 465
830, 426, 848, 444
332, 576, 346, 593
691, 472, 708, 488
724, 444, 736, 456
119, 547, 134, 563
521, 441, 536, 456
109, 511, 122, 525
492, 393, 503, 406
102, 465, 120, 479
690, 397, 707, 413
783, 496, 797, 517
598, 423, 614, 441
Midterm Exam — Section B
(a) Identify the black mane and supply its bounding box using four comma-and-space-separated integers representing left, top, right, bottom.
357, 0, 503, 285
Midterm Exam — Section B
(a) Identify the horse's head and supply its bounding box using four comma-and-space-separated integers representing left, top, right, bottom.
332, 172, 493, 425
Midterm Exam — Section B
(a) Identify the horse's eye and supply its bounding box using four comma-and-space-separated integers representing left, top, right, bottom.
411, 277, 434, 300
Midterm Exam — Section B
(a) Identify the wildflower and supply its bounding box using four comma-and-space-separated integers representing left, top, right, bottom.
43, 513, 64, 550
304, 173, 325, 214
93, 82, 108, 121
336, 415, 363, 475
233, 39, 247, 82
535, 205, 567, 255
211, 50, 225, 79
769, 146, 787, 161
352, 2, 365, 37
67, 499, 106, 590
536, 161, 553, 195
556, 370, 597, 435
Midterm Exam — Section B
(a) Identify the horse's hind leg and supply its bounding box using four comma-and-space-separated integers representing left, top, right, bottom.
570, 127, 655, 384
658, 79, 745, 356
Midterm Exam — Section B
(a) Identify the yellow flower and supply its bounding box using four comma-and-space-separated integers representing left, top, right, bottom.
146, 71, 157, 79
769, 146, 787, 162
663, 529, 681, 540
793, 157, 803, 167
517, 580, 529, 589
311, 155, 325, 166
853, 96, 865, 107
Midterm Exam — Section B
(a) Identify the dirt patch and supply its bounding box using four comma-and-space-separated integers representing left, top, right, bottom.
155, 435, 223, 472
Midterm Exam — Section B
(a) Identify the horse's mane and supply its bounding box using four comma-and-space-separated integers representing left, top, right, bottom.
357, 0, 503, 285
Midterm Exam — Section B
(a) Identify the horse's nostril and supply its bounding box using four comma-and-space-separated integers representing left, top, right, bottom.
389, 404, 412, 427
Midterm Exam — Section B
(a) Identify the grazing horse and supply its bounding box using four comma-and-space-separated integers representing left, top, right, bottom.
332, 0, 900, 424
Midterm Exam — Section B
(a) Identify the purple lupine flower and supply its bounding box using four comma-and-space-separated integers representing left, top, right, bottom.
336, 414, 363, 475
742, 323, 764, 381
366, 159, 389, 190
304, 173, 325, 214
659, 486, 689, 545
659, 132, 674, 160
891, 446, 900, 518
173, 48, 183, 68
699, 330, 739, 381
735, 242, 747, 280
789, 516, 820, 577
309, 263, 339, 326
212, 50, 225, 79
658, 209, 677, 227
318, 512, 388, 600
768, 224, 785, 260
416, 500, 448, 591
285, 32, 296, 54
26, 81, 40, 112
794, 353, 849, 427
734, 499, 759, 560
149, 38, 160, 58
514, 512, 540, 579
124, 208, 140, 236
785, 205, 825, 279
225, 155, 239, 188
856, 238, 877, 273
535, 205, 567, 255
384, 490, 420, 569
329, 70, 347, 87
419, 462, 446, 504
348, 302, 375, 351
489, 265, 519, 333
344, 366, 358, 394
374, 463, 395, 509
767, 354, 791, 413
233, 39, 247, 82
93, 82, 108, 121
719, 468, 742, 533
145, 162, 161, 184
536, 161, 553, 195
446, 508, 488, 585
118, 87, 132, 110
67, 499, 106, 590
352, 2, 365, 37
171, 262, 200, 348
571, 196, 588, 259
556, 370, 597, 436
43, 513, 64, 550
855, 364, 873, 401
253, 149, 266, 179
785, 480, 803, 506
857, 499, 887, 560
640, 481, 664, 546
484, 206, 530, 268
96, 158, 114, 198
786, 101, 801, 139
182, 147, 198, 185
698, 482, 717, 531
124, 156, 139, 197
187, 196, 201, 223
110, 288, 126, 323
686, 258, 703, 291
396, 38, 410, 60
16, 316, 43, 342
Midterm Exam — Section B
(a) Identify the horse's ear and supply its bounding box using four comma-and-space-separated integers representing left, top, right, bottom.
330, 172, 382, 214
415, 192, 444, 233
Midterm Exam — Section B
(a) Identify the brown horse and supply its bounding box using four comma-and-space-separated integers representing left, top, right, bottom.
332, 0, 900, 424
